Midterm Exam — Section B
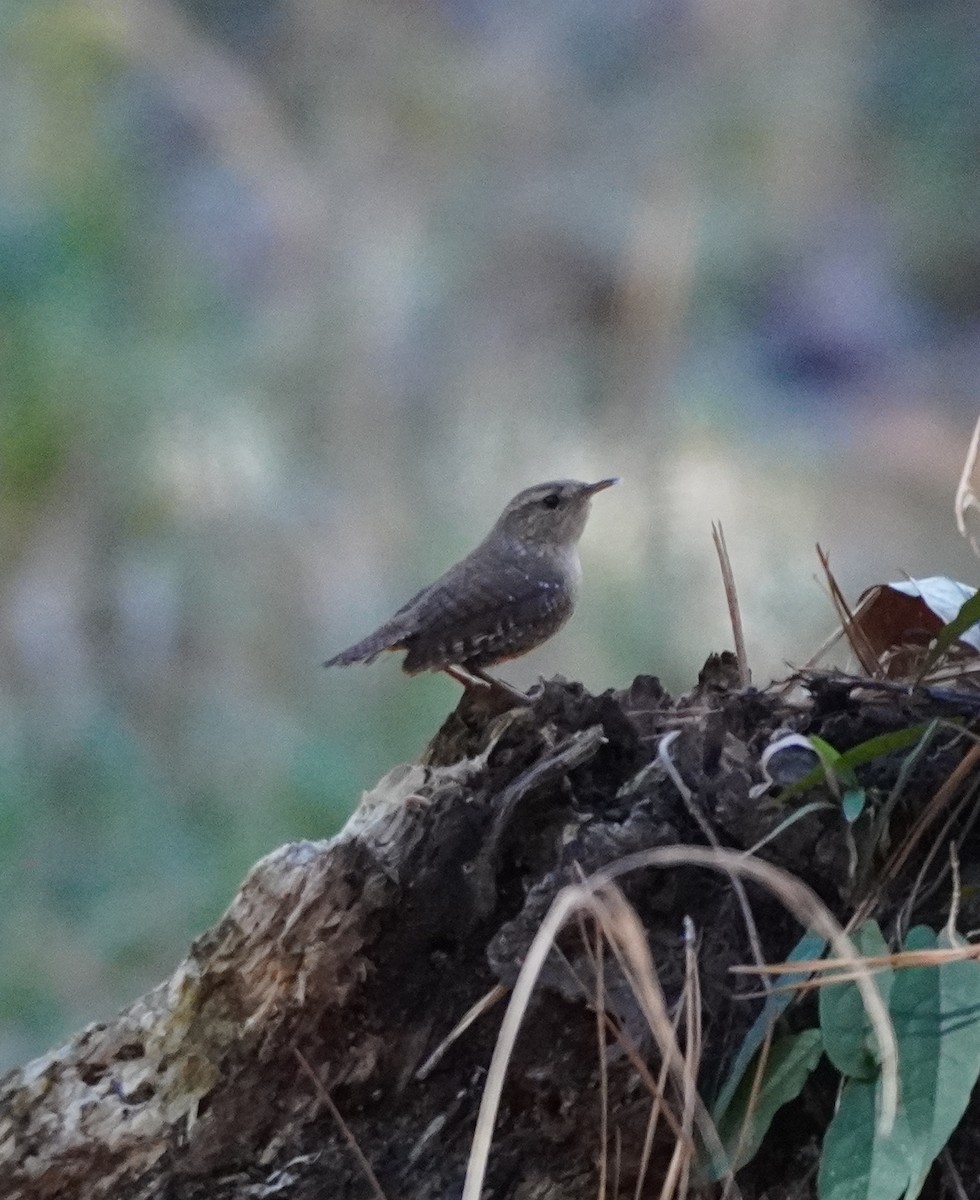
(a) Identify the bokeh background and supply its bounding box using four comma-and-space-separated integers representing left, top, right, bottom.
2, 0, 980, 1068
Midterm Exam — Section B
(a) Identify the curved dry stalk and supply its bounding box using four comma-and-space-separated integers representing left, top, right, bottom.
462, 845, 897, 1200
658, 733, 769, 991
954, 411, 980, 556
461, 878, 733, 1200
591, 846, 897, 1130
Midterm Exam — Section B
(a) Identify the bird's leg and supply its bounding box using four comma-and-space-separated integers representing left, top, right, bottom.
442, 664, 490, 691
441, 664, 531, 706
467, 666, 531, 705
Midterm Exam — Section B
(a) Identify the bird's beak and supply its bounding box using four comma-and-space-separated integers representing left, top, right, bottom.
584, 477, 620, 495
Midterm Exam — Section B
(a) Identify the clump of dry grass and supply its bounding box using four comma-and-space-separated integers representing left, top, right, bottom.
462, 847, 897, 1200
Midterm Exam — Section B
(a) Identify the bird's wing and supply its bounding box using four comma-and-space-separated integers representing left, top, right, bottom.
400, 553, 573, 673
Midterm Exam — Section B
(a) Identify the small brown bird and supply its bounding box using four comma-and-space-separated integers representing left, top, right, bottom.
324, 478, 618, 693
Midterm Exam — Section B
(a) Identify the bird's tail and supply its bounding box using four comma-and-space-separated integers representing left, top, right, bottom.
323, 627, 404, 668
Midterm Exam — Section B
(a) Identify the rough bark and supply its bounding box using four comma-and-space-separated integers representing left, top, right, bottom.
3, 661, 980, 1200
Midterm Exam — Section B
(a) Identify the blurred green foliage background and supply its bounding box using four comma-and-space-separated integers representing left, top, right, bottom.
2, 0, 980, 1068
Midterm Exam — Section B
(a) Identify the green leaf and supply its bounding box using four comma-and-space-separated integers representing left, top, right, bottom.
807, 736, 845, 796
808, 735, 841, 763
808, 736, 861, 801
819, 920, 891, 1079
777, 724, 938, 803
818, 1076, 912, 1200
818, 924, 980, 1200
704, 932, 827, 1179
841, 787, 866, 823
836, 725, 938, 772
893, 926, 980, 1198
713, 929, 827, 1123
713, 1030, 824, 1174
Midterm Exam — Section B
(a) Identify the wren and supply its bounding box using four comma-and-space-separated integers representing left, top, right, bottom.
323, 478, 618, 695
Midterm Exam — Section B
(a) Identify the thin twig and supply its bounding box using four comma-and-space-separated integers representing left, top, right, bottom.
293, 1048, 390, 1200
798, 668, 980, 711
796, 622, 849, 671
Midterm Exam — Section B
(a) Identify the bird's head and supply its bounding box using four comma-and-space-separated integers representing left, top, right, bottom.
493, 478, 619, 548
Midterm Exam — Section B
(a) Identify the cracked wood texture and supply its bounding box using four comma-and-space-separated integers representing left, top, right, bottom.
5, 665, 980, 1200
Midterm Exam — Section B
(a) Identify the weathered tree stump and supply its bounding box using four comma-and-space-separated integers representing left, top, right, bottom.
3, 661, 980, 1199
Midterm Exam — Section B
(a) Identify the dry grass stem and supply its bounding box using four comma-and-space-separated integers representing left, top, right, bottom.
658, 733, 770, 989
677, 919, 701, 1200
815, 546, 880, 675
462, 876, 735, 1200
895, 780, 980, 940
797, 621, 850, 671
728, 1025, 775, 1188
712, 522, 750, 688
415, 984, 508, 1081
596, 890, 707, 1200
634, 991, 687, 1200
730, 941, 980, 980
945, 845, 962, 944
853, 740, 980, 929
596, 931, 610, 1200
461, 883, 594, 1200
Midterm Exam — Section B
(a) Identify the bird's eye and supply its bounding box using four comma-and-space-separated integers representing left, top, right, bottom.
541, 493, 561, 509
